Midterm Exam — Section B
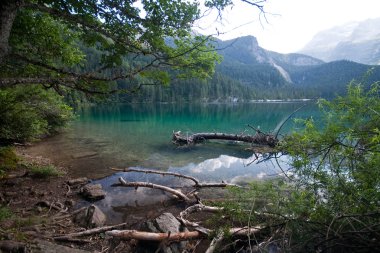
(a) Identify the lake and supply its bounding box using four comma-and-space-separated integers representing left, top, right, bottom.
27, 102, 318, 223
30, 102, 317, 179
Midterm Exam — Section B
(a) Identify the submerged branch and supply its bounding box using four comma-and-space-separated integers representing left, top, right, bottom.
172, 131, 278, 147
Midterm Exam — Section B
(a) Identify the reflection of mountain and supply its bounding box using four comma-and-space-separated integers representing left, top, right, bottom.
299, 18, 380, 65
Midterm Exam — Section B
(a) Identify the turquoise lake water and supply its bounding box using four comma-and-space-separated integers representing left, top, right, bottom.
29, 102, 319, 222
64, 102, 318, 178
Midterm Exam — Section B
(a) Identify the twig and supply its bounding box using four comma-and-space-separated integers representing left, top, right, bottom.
54, 222, 128, 240
179, 204, 223, 227
205, 231, 224, 253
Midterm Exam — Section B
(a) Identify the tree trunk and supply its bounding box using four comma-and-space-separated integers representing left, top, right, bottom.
0, 0, 23, 63
172, 131, 278, 147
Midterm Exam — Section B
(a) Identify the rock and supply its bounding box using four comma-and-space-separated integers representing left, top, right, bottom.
73, 205, 106, 228
30, 240, 92, 253
0, 240, 26, 253
64, 199, 76, 207
80, 184, 106, 200
138, 212, 188, 253
67, 177, 89, 186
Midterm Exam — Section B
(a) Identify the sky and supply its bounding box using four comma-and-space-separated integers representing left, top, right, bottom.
194, 0, 380, 53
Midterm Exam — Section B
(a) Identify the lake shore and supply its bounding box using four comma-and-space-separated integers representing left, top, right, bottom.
1, 142, 210, 252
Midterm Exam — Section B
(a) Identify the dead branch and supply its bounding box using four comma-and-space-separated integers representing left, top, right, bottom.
111, 167, 199, 185
205, 232, 224, 253
113, 177, 191, 202
53, 222, 128, 240
111, 167, 239, 188
106, 230, 202, 241
179, 204, 223, 227
172, 131, 278, 147
106, 226, 262, 241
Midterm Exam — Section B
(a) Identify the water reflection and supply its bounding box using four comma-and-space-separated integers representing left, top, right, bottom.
88, 152, 289, 223
170, 153, 289, 184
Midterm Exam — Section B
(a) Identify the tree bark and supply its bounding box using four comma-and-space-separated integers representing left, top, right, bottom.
172, 131, 278, 147
0, 0, 24, 63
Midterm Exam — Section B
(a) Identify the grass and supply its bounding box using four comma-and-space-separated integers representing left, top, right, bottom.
29, 164, 62, 178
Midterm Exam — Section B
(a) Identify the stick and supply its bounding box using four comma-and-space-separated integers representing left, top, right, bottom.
205, 232, 224, 253
113, 177, 191, 202
111, 167, 199, 185
179, 204, 223, 227
54, 223, 128, 240
106, 230, 202, 241
106, 227, 262, 241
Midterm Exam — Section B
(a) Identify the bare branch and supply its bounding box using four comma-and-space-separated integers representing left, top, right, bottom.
113, 177, 192, 202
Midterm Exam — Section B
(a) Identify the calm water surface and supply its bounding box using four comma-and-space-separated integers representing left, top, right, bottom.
30, 102, 319, 223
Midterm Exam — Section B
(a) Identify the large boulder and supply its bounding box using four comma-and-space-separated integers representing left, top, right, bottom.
73, 204, 106, 228
137, 212, 188, 253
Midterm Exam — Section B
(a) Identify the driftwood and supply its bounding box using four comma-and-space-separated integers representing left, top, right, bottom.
106, 226, 261, 241
113, 177, 191, 202
54, 222, 128, 240
111, 167, 239, 188
172, 131, 278, 147
179, 204, 223, 227
106, 230, 202, 241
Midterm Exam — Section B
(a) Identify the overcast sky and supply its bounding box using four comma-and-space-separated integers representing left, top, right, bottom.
195, 0, 380, 53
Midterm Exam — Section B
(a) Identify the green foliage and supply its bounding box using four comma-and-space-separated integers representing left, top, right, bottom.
1, 0, 233, 93
0, 206, 13, 222
29, 164, 62, 178
0, 147, 19, 174
216, 82, 380, 252
283, 82, 380, 213
0, 85, 73, 142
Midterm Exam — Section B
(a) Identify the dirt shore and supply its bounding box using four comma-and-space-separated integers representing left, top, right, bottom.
0, 146, 114, 252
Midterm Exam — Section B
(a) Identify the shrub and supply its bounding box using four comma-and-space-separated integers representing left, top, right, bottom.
0, 85, 73, 142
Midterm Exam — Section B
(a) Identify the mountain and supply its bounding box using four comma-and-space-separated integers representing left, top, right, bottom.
214, 36, 323, 84
111, 35, 380, 103
300, 18, 380, 65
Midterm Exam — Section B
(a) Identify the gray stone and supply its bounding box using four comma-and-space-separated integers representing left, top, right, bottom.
139, 213, 187, 253
73, 205, 106, 228
80, 184, 106, 200
30, 240, 92, 253
0, 240, 26, 253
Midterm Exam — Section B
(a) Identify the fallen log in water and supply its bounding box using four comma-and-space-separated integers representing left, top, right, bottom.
172, 131, 278, 147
